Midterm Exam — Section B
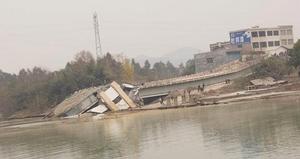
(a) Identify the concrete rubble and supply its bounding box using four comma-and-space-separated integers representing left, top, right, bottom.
49, 81, 137, 118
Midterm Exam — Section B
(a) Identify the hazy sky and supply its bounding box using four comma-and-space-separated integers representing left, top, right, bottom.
1, 0, 299, 73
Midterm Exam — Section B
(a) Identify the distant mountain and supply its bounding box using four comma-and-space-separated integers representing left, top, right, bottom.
135, 47, 200, 66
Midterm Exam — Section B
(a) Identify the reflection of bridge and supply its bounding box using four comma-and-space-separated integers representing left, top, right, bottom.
139, 60, 256, 101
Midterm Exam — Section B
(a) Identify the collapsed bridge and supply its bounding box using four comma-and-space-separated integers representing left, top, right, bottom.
49, 81, 136, 118
139, 60, 257, 103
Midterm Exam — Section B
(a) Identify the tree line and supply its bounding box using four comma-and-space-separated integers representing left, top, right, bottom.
0, 51, 195, 118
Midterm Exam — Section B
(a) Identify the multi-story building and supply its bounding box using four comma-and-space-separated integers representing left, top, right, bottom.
195, 25, 294, 73
229, 25, 294, 54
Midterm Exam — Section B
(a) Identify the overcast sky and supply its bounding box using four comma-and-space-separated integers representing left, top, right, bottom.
1, 0, 299, 73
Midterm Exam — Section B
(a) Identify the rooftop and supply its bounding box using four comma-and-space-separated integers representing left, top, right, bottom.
229, 25, 293, 33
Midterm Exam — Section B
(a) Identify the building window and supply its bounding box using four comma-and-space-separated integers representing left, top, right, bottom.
288, 39, 294, 45
240, 37, 244, 43
275, 41, 280, 46
230, 38, 235, 44
235, 37, 240, 43
281, 39, 287, 45
267, 31, 273, 36
207, 58, 214, 63
287, 29, 293, 35
273, 30, 279, 36
268, 41, 274, 47
280, 30, 287, 35
251, 32, 258, 37
260, 42, 267, 48
259, 31, 266, 37
252, 42, 259, 48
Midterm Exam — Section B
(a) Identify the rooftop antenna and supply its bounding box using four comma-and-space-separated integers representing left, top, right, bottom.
93, 12, 102, 58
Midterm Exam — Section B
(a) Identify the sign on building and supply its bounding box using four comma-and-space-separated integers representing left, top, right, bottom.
230, 31, 251, 44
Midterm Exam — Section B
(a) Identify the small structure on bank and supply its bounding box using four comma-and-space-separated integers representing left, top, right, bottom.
49, 81, 137, 118
165, 90, 181, 106
164, 88, 197, 107
247, 77, 288, 90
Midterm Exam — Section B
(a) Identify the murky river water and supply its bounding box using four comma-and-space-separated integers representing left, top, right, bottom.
1, 96, 300, 159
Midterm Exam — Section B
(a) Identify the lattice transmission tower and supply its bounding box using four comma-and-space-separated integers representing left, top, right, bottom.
93, 12, 102, 58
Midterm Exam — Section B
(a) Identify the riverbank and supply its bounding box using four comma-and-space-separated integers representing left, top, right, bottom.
2, 89, 300, 129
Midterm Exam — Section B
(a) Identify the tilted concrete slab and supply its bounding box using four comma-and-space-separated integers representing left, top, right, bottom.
111, 81, 137, 108
52, 87, 100, 117
98, 91, 119, 111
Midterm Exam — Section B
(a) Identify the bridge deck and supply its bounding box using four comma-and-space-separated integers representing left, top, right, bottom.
141, 60, 257, 89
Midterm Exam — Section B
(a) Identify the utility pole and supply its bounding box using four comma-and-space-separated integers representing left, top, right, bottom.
93, 12, 102, 58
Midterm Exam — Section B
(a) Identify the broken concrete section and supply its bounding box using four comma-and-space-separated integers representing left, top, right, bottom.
50, 81, 137, 118
111, 81, 136, 108
98, 91, 119, 111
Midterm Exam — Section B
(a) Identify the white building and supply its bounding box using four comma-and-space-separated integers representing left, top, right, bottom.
266, 46, 289, 57
229, 25, 294, 56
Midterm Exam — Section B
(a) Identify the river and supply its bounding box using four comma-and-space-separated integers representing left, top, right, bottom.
1, 96, 300, 159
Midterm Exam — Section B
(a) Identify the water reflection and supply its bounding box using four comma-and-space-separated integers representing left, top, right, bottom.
1, 96, 300, 159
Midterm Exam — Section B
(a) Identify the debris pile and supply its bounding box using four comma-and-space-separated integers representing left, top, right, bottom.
49, 81, 137, 118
